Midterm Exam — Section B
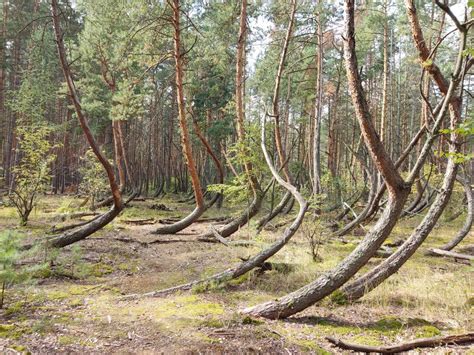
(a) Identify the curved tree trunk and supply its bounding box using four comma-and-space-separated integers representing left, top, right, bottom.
235, 0, 260, 197
338, 0, 469, 301
241, 0, 411, 319
341, 160, 458, 301
256, 0, 296, 232
153, 0, 206, 235
48, 0, 123, 249
401, 179, 424, 217
335, 125, 426, 236
256, 191, 292, 231
197, 190, 264, 241
197, 0, 263, 240
441, 176, 473, 251
48, 207, 121, 248
243, 193, 408, 319
334, 169, 377, 236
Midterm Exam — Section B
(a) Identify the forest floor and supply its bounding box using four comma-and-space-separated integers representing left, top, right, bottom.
0, 195, 472, 354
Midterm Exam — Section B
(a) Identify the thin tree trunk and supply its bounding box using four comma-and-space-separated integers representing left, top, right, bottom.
198, 0, 263, 240
313, 1, 323, 195
380, 0, 389, 145
46, 0, 123, 248
257, 0, 296, 231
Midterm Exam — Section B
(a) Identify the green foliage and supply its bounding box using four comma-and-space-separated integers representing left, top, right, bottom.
78, 149, 110, 208
437, 118, 474, 163
330, 289, 349, 305
439, 119, 474, 137
111, 80, 145, 121
208, 123, 267, 204
9, 126, 56, 225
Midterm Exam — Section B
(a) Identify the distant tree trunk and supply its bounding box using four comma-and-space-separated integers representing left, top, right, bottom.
192, 116, 224, 204
380, 0, 389, 145
242, 0, 410, 319
112, 120, 126, 190
0, 0, 6, 184
271, 0, 296, 184
312, 1, 323, 195
235, 0, 260, 196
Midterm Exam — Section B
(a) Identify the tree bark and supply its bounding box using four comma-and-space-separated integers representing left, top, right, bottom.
51, 0, 122, 211
327, 332, 474, 354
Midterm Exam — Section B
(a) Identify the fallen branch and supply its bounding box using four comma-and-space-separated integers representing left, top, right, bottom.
210, 225, 230, 246
122, 218, 156, 225
159, 216, 230, 225
93, 236, 149, 247
326, 332, 474, 354
427, 248, 474, 261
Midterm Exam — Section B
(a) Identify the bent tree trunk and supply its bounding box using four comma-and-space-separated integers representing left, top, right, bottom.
441, 176, 473, 251
197, 0, 263, 240
153, 0, 206, 235
334, 125, 426, 236
334, 169, 377, 236
197, 189, 264, 241
128, 117, 308, 298
257, 0, 296, 232
341, 160, 458, 301
242, 0, 410, 319
48, 207, 120, 248
339, 0, 469, 300
256, 191, 292, 231
49, 0, 123, 248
